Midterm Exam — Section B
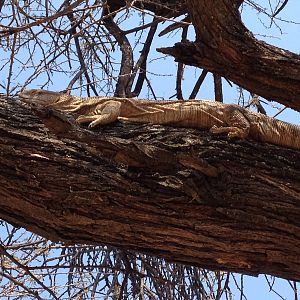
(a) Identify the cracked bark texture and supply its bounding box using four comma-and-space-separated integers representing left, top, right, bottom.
0, 97, 299, 281
158, 0, 300, 111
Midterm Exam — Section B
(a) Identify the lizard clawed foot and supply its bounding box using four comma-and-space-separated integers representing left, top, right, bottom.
210, 125, 221, 134
210, 125, 248, 139
227, 131, 243, 139
88, 121, 100, 128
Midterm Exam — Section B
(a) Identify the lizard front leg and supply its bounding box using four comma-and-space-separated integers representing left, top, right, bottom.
210, 106, 250, 139
76, 100, 122, 128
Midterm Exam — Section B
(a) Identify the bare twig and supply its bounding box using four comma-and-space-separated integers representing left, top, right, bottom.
102, 5, 133, 97
0, 243, 59, 299
129, 17, 158, 97
176, 25, 188, 99
0, 271, 44, 300
272, 0, 289, 18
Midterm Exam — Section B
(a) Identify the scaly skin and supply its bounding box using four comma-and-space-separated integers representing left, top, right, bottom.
19, 89, 300, 150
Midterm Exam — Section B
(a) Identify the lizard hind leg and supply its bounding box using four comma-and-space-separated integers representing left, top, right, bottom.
76, 100, 122, 128
210, 107, 250, 139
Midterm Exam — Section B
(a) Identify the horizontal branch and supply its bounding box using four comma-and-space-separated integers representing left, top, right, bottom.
0, 96, 300, 281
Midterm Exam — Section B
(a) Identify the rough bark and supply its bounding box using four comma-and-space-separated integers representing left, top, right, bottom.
0, 96, 299, 281
157, 0, 300, 112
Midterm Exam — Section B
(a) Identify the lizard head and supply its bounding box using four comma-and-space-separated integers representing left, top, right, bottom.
19, 89, 63, 106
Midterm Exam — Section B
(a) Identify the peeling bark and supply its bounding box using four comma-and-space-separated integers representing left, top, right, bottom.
0, 97, 300, 281
158, 0, 300, 111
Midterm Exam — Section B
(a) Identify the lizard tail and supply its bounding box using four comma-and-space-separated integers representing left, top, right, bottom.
256, 118, 300, 150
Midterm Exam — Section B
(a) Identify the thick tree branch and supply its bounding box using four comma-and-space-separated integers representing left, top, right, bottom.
0, 96, 300, 281
158, 0, 300, 111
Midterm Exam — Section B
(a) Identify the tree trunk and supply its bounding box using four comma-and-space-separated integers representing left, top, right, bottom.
158, 0, 300, 111
0, 96, 299, 280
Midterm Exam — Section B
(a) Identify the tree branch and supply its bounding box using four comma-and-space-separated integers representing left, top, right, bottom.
129, 18, 158, 97
157, 0, 300, 111
0, 96, 300, 281
102, 6, 133, 97
66, 0, 98, 96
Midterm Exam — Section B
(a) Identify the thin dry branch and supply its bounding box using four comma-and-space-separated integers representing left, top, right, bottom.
102, 5, 134, 97
129, 17, 158, 97
66, 0, 98, 96
0, 243, 59, 299
188, 69, 208, 99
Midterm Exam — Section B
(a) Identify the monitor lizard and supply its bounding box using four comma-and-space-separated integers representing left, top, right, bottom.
19, 89, 300, 150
